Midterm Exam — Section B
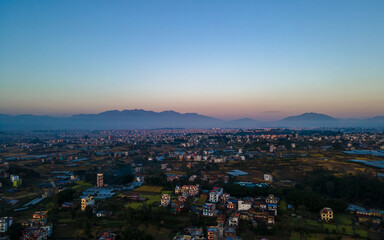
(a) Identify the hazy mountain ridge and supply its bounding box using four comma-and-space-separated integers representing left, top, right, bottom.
0, 110, 383, 130
280, 112, 338, 122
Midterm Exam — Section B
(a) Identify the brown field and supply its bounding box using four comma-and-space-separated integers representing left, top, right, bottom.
134, 185, 163, 193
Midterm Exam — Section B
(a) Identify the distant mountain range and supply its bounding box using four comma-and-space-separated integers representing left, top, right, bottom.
0, 110, 383, 130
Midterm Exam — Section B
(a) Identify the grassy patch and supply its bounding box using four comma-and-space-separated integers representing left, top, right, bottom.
338, 225, 354, 235
125, 202, 143, 209
99, 219, 124, 227
161, 190, 173, 195
290, 231, 300, 240
334, 213, 352, 225
195, 195, 207, 207
323, 223, 337, 233
355, 229, 368, 238
141, 194, 161, 205
72, 181, 93, 190
57, 218, 75, 224
279, 200, 287, 212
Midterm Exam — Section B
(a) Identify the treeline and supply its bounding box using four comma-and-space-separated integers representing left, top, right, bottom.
284, 188, 347, 212
8, 165, 40, 178
303, 168, 384, 209
223, 184, 274, 198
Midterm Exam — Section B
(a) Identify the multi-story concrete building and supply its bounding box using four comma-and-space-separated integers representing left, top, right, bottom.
265, 194, 279, 204
320, 207, 333, 221
238, 200, 252, 211
0, 217, 13, 233
202, 203, 216, 217
264, 174, 273, 182
209, 187, 223, 203
228, 214, 239, 228
97, 173, 104, 187
81, 196, 95, 211
175, 185, 199, 197
161, 194, 170, 207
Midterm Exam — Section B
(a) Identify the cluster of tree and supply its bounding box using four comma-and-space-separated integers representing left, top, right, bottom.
284, 188, 347, 212
6, 222, 23, 240
54, 188, 76, 205
120, 226, 153, 240
8, 165, 40, 178
223, 184, 273, 198
104, 173, 134, 185
303, 168, 384, 209
145, 174, 172, 188
238, 221, 276, 236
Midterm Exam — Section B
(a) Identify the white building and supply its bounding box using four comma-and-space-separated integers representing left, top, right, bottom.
237, 201, 252, 211
161, 194, 171, 207
209, 187, 223, 203
264, 174, 273, 182
228, 214, 239, 227
10, 175, 19, 182
0, 217, 13, 233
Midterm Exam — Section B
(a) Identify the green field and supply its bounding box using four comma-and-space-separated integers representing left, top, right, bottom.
125, 193, 161, 209
286, 213, 371, 240
125, 202, 143, 209
72, 181, 93, 190
141, 194, 161, 205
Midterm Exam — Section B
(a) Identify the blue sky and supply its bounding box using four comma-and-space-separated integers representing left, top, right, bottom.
1, 0, 383, 120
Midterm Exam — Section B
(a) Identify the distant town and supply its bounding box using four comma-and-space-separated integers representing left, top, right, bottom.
0, 128, 384, 239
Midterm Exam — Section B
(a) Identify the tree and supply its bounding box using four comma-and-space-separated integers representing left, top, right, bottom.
6, 222, 23, 240
84, 205, 93, 219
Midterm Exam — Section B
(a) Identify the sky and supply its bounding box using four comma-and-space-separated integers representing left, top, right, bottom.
0, 0, 383, 120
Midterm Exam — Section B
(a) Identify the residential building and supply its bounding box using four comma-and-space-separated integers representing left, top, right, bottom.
203, 203, 216, 217
185, 227, 204, 240
0, 217, 13, 233
268, 215, 275, 224
99, 230, 117, 240
21, 211, 52, 240
207, 226, 222, 240
238, 200, 252, 211
265, 194, 279, 204
320, 207, 333, 221
264, 174, 273, 182
224, 227, 236, 239
81, 196, 95, 211
176, 185, 199, 197
228, 214, 239, 228
10, 175, 22, 187
161, 194, 171, 207
209, 187, 223, 203
227, 199, 237, 210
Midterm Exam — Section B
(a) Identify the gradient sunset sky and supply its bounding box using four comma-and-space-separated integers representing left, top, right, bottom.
0, 0, 383, 120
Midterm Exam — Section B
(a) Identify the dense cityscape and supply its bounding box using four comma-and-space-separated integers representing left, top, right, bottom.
1, 128, 384, 239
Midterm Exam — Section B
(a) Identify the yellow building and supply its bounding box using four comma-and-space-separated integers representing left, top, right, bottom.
81, 196, 94, 211
32, 211, 48, 219
320, 207, 333, 221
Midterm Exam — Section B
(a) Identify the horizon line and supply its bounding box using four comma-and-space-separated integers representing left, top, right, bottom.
1, 109, 383, 121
